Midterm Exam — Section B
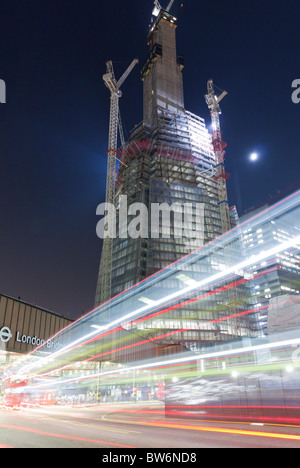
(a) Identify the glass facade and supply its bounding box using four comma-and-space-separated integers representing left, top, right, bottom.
239, 205, 300, 335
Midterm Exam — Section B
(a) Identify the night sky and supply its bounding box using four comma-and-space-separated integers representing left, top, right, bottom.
0, 0, 299, 319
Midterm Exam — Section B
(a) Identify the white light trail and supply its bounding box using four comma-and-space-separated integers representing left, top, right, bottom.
24, 335, 300, 392
17, 233, 300, 376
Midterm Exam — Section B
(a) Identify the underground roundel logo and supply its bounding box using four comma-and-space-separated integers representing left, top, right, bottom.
0, 326, 12, 343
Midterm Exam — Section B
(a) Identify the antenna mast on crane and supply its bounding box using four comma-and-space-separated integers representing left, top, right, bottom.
95, 58, 139, 307
205, 79, 231, 234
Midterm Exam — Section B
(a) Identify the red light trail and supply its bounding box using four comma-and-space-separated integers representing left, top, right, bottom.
0, 423, 135, 448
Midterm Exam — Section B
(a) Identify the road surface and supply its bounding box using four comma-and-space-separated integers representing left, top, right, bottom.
1, 401, 300, 448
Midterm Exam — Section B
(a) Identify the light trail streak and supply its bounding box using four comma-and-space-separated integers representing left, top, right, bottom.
56, 255, 299, 368
71, 268, 300, 369
100, 414, 300, 443
113, 409, 300, 430
56, 260, 288, 366
84, 303, 268, 363
17, 246, 298, 375
22, 335, 300, 392
98, 406, 300, 425
0, 423, 135, 448
27, 290, 247, 376
163, 407, 300, 424
32, 275, 250, 369
3, 189, 300, 429
10, 194, 299, 366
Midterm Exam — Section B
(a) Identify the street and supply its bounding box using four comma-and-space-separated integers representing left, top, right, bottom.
1, 402, 300, 448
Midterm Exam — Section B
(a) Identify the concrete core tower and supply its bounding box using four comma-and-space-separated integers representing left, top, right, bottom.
142, 9, 185, 126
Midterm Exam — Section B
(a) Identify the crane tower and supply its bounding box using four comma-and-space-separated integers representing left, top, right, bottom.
205, 79, 231, 234
95, 59, 139, 307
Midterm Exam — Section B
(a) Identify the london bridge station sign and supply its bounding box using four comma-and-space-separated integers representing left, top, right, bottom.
0, 325, 62, 351
0, 294, 71, 354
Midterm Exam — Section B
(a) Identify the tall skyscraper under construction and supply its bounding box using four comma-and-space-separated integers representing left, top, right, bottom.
94, 5, 247, 349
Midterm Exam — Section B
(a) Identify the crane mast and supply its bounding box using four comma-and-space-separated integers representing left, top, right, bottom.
95, 59, 139, 307
205, 79, 231, 234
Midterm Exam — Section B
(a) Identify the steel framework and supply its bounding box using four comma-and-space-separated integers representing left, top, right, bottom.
205, 79, 231, 234
95, 59, 139, 307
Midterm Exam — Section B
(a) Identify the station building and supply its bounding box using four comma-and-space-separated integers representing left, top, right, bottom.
0, 293, 72, 371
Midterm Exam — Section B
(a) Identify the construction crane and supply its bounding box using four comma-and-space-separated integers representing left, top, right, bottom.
95, 58, 139, 307
152, 0, 176, 16
205, 79, 231, 234
205, 81, 240, 335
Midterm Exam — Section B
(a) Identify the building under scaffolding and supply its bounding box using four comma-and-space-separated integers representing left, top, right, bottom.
95, 7, 248, 351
